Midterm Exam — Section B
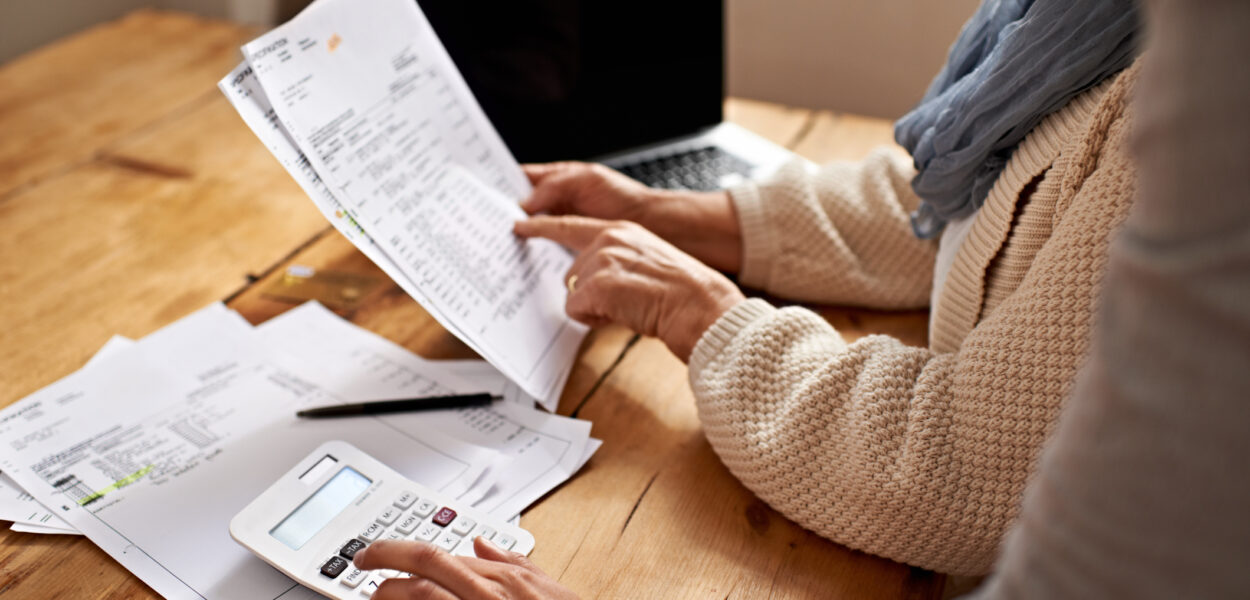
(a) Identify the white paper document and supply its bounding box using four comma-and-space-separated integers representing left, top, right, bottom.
218, 63, 494, 374
10, 521, 79, 535
0, 472, 75, 533
225, 0, 586, 407
0, 305, 497, 599
1, 335, 135, 535
257, 302, 597, 519
0, 302, 600, 597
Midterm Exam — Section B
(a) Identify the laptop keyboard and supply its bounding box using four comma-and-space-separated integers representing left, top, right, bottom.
615, 146, 754, 191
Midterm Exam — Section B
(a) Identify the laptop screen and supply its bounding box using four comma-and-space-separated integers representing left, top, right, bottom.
420, 0, 724, 163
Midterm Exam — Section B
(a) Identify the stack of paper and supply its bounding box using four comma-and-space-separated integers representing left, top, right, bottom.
218, 0, 586, 410
0, 302, 598, 599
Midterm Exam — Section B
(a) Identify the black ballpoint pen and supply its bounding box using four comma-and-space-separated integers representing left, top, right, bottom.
296, 392, 500, 418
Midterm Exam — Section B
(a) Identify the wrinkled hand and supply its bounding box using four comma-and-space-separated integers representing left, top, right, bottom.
352, 538, 578, 600
514, 215, 745, 362
521, 162, 743, 273
520, 162, 655, 223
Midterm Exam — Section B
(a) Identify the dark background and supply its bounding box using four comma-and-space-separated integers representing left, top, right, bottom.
417, 0, 724, 163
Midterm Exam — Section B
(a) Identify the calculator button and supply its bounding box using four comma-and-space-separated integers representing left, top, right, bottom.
492, 532, 517, 551
320, 555, 350, 579
339, 538, 368, 560
360, 522, 384, 541
386, 532, 404, 541
413, 500, 437, 518
378, 569, 400, 579
432, 507, 457, 527
359, 578, 382, 597
341, 567, 368, 589
376, 506, 400, 525
393, 491, 417, 509
435, 531, 462, 552
450, 516, 476, 536
414, 521, 441, 542
395, 513, 420, 535
470, 524, 497, 542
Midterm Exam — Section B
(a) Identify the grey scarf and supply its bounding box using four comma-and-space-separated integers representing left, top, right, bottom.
894, 0, 1140, 238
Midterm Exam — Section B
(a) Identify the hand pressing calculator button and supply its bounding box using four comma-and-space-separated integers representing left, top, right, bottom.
231, 441, 536, 600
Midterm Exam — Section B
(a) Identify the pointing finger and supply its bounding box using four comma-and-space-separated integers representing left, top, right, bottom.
521, 162, 580, 185
352, 540, 490, 599
519, 171, 577, 215
513, 215, 613, 252
472, 536, 539, 570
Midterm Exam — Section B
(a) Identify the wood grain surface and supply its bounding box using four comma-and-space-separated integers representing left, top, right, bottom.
0, 11, 941, 600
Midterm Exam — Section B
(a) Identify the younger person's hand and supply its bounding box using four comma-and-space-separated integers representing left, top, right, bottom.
352, 538, 579, 600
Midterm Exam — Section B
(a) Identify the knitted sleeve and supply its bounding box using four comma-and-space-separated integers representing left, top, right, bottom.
690, 301, 1066, 576
690, 104, 1134, 574
729, 148, 937, 308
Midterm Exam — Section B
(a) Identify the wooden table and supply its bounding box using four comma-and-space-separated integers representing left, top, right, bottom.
0, 11, 937, 599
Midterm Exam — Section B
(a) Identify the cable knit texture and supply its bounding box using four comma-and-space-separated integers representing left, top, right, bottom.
734, 148, 937, 309
692, 65, 1139, 575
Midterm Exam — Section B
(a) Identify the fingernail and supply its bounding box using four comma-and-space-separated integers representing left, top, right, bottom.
352, 547, 368, 566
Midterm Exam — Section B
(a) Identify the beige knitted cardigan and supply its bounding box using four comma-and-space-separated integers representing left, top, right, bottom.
689, 64, 1139, 575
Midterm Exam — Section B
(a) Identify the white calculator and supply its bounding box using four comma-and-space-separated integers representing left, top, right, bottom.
230, 440, 535, 599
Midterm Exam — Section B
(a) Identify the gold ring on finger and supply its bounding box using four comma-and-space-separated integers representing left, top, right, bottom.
567, 274, 579, 293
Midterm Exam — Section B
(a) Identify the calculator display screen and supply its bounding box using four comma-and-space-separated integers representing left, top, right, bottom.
270, 466, 372, 550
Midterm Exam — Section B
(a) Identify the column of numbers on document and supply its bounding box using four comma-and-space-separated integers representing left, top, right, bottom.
457, 407, 509, 436
35, 365, 327, 512
388, 170, 524, 328
346, 64, 516, 216
351, 348, 451, 397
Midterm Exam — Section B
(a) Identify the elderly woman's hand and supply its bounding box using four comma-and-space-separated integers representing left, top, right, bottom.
352, 538, 579, 600
522, 162, 744, 273
514, 215, 745, 362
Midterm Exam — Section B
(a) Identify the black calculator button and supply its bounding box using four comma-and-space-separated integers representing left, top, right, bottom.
339, 538, 367, 560
320, 555, 349, 579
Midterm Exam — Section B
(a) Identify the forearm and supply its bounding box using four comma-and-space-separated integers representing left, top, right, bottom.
636, 188, 743, 273
731, 153, 937, 307
690, 300, 1028, 575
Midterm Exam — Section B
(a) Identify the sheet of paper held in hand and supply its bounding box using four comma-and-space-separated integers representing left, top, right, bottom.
229, 0, 586, 407
218, 63, 489, 374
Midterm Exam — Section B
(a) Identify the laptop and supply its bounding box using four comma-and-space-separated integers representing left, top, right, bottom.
418, 0, 799, 191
